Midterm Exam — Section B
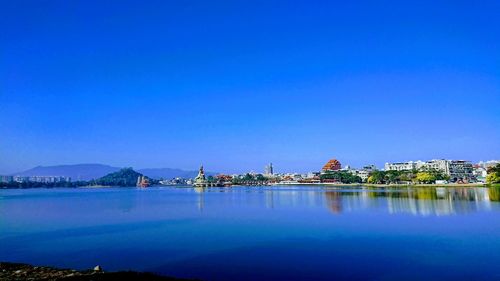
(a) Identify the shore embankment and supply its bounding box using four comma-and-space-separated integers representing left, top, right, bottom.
273, 182, 490, 188
0, 262, 194, 281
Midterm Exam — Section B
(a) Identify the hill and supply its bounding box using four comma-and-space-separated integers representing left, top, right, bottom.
13, 164, 121, 181
93, 168, 151, 187
13, 164, 217, 181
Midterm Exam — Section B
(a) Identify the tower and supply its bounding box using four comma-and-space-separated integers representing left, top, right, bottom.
265, 163, 274, 176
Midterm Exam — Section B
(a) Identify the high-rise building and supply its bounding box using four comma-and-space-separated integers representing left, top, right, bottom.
264, 163, 274, 176
448, 160, 474, 182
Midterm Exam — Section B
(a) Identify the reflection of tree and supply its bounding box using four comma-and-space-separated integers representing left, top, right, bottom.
347, 187, 491, 216
489, 186, 500, 202
415, 188, 438, 200
324, 191, 342, 214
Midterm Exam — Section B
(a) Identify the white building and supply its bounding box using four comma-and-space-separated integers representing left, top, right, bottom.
0, 175, 13, 183
385, 159, 474, 182
385, 161, 419, 171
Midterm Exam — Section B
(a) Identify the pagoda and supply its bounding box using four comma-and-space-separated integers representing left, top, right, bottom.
322, 159, 341, 172
136, 175, 150, 188
193, 165, 209, 187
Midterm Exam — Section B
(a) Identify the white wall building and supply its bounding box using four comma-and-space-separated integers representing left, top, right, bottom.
385, 159, 474, 182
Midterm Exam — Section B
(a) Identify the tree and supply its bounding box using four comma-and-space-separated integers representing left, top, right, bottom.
384, 170, 401, 184
415, 172, 436, 184
487, 164, 500, 184
94, 168, 154, 187
487, 173, 500, 184
320, 171, 362, 184
368, 171, 385, 184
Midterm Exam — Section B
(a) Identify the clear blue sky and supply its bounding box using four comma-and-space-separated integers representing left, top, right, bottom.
1, 0, 499, 174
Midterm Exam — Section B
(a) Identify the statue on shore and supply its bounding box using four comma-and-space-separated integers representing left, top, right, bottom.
194, 165, 208, 187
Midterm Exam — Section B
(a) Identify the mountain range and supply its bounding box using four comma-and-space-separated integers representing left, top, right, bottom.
12, 164, 216, 181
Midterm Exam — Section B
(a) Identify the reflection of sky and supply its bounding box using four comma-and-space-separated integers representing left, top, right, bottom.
1, 187, 500, 280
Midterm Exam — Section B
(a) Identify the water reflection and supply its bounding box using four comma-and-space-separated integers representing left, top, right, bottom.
195, 186, 500, 216
336, 187, 496, 216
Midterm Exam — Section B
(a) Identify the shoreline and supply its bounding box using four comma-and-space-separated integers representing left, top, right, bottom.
272, 182, 489, 188
0, 183, 495, 190
0, 262, 193, 281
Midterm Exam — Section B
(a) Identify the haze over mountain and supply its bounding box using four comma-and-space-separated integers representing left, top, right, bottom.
137, 168, 215, 180
13, 164, 215, 181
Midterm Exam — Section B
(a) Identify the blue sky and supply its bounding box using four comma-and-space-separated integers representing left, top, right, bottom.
1, 0, 499, 174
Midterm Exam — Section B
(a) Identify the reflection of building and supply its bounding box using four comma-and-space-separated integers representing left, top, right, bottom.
319, 188, 492, 216
385, 188, 490, 216
322, 159, 341, 172
324, 192, 342, 213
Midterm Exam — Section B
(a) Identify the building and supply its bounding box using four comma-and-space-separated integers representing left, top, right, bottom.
13, 176, 30, 183
473, 165, 488, 183
362, 165, 377, 172
478, 160, 500, 169
385, 159, 475, 182
448, 160, 474, 182
136, 176, 150, 188
0, 175, 13, 183
28, 176, 71, 183
322, 159, 341, 172
420, 159, 449, 174
384, 161, 419, 171
264, 163, 274, 176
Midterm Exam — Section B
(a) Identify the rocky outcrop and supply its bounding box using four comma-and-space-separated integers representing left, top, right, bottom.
0, 262, 195, 281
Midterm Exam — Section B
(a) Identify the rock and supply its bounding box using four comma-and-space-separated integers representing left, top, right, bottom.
14, 270, 22, 274
93, 265, 102, 272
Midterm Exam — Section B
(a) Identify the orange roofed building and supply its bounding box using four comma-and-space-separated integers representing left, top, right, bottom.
322, 159, 341, 172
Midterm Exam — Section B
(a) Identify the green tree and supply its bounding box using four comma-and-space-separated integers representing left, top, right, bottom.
367, 171, 385, 184
487, 164, 500, 184
415, 172, 436, 184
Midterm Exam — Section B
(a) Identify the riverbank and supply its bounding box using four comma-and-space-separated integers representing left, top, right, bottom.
272, 182, 489, 188
0, 262, 194, 281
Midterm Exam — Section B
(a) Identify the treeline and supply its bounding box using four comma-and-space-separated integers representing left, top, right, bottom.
367, 169, 449, 184
487, 164, 500, 184
320, 171, 363, 183
0, 181, 88, 188
231, 173, 268, 185
1, 168, 159, 189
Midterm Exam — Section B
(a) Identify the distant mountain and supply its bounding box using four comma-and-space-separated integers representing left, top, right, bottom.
13, 164, 217, 181
138, 168, 217, 180
13, 164, 121, 181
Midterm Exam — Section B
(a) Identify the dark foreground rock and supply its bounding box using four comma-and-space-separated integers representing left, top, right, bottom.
0, 262, 195, 281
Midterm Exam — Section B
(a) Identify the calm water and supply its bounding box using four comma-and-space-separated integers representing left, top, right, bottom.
1, 186, 500, 281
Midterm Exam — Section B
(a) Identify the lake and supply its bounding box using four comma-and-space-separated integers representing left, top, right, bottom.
1, 186, 500, 280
